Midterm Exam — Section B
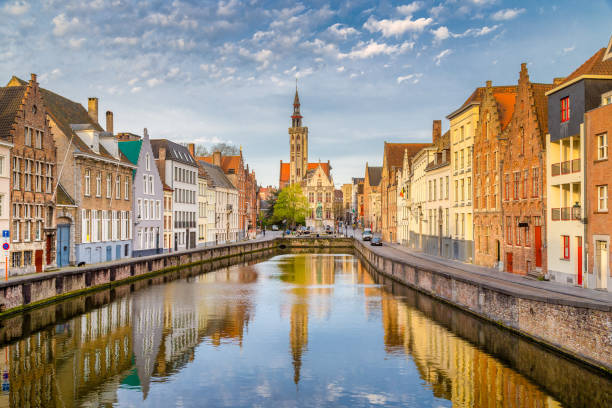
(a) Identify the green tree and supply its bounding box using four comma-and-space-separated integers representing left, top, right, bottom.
273, 184, 309, 227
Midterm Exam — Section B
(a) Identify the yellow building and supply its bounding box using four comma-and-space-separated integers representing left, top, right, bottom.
446, 93, 478, 262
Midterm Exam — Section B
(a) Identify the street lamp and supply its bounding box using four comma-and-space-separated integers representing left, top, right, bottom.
572, 202, 581, 221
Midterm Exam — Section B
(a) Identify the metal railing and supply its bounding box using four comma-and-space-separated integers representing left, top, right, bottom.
552, 159, 580, 176
551, 207, 580, 221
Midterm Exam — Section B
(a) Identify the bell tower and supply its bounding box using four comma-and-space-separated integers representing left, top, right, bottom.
289, 81, 308, 185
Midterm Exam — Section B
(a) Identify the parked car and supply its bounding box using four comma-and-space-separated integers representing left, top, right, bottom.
325, 225, 333, 234
370, 236, 383, 246
272, 225, 279, 231
362, 228, 373, 241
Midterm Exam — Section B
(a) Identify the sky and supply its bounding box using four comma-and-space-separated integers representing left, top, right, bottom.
1, 0, 611, 187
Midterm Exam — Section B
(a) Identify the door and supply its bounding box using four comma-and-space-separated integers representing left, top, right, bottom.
56, 224, 70, 267
506, 252, 513, 273
115, 245, 121, 260
534, 226, 542, 267
106, 246, 112, 261
577, 236, 583, 286
596, 241, 608, 289
34, 250, 43, 273
496, 240, 500, 263
45, 235, 52, 265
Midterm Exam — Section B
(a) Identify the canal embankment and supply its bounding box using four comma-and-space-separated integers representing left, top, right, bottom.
353, 239, 612, 374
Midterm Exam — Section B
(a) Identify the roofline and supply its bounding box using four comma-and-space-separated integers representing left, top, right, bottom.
0, 140, 13, 148
446, 101, 479, 120
73, 152, 137, 168
56, 204, 78, 208
545, 74, 612, 96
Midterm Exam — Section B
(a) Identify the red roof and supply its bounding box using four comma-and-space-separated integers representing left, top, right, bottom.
199, 155, 242, 173
307, 162, 330, 177
492, 90, 518, 131
280, 162, 290, 183
557, 47, 612, 88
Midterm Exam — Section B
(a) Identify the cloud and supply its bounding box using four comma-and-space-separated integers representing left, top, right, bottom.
169, 38, 196, 50
561, 45, 575, 55
397, 73, 423, 84
430, 24, 499, 42
239, 47, 274, 69
491, 8, 525, 21
39, 68, 62, 83
52, 13, 80, 36
364, 15, 432, 37
397, 1, 424, 15
3, 1, 29, 15
429, 4, 445, 18
218, 0, 239, 16
146, 78, 163, 87
431, 26, 451, 42
130, 87, 142, 93
112, 37, 139, 45
327, 23, 359, 39
167, 67, 180, 78
339, 40, 414, 59
336, 66, 345, 72
68, 38, 86, 48
434, 49, 452, 65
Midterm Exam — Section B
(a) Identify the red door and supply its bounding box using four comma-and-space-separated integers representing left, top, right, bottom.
534, 226, 542, 267
506, 252, 513, 273
577, 236, 583, 285
46, 235, 52, 265
35, 250, 43, 273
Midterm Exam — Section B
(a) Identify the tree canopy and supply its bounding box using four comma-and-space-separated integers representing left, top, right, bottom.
194, 142, 240, 156
273, 184, 309, 227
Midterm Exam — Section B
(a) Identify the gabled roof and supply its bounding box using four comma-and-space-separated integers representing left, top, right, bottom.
198, 160, 236, 190
492, 89, 518, 131
199, 155, 242, 173
162, 181, 173, 192
56, 182, 76, 206
366, 166, 382, 187
6, 76, 132, 165
150, 139, 197, 166
425, 130, 451, 172
384, 142, 431, 170
279, 162, 290, 184
307, 162, 330, 177
530, 82, 554, 136
0, 85, 26, 140
553, 47, 612, 90
447, 85, 518, 120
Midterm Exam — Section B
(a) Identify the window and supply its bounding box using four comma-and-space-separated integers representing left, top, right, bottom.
143, 174, 148, 194
515, 217, 521, 246
532, 167, 539, 198
146, 153, 150, 170
96, 171, 102, 197
82, 209, 90, 243
522, 170, 528, 199
149, 175, 154, 195
35, 130, 42, 149
562, 235, 570, 259
12, 220, 19, 243
561, 96, 570, 122
115, 175, 121, 199
13, 157, 20, 190
24, 159, 32, 191
309, 192, 314, 203
598, 185, 608, 211
106, 174, 112, 198
138, 199, 142, 219
467, 177, 472, 201
45, 164, 53, 193
598, 133, 608, 160
506, 216, 512, 242
24, 127, 32, 146
513, 172, 520, 200
504, 174, 510, 201
144, 199, 149, 220
445, 176, 449, 199
35, 161, 42, 192
124, 176, 129, 200
84, 169, 91, 196
460, 149, 465, 169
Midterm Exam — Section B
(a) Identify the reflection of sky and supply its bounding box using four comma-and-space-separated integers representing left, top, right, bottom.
115, 254, 451, 407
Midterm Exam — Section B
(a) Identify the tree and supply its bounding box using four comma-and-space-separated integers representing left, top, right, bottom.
273, 184, 309, 227
193, 142, 240, 157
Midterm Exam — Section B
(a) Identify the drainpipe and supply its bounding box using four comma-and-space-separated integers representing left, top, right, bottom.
582, 120, 589, 287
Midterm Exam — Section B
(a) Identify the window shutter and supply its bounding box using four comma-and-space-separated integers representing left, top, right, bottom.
82, 209, 88, 243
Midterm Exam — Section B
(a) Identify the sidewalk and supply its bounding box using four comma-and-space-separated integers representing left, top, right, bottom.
350, 229, 612, 307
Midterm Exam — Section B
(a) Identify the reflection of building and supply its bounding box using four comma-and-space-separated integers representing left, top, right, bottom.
379, 290, 562, 407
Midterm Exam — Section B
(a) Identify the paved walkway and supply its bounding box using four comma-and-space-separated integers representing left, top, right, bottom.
351, 229, 612, 308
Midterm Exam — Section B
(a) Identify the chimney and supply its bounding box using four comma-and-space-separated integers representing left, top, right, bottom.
432, 119, 441, 144
106, 111, 113, 134
88, 98, 99, 123
553, 77, 566, 86
30, 73, 37, 83
213, 151, 221, 167
486, 80, 492, 88
188, 143, 195, 157
159, 146, 166, 160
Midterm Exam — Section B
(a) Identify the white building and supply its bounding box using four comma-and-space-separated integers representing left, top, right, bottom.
151, 140, 199, 251
198, 160, 239, 243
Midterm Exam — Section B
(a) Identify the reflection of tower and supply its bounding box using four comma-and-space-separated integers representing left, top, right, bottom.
289, 83, 308, 185
289, 300, 308, 385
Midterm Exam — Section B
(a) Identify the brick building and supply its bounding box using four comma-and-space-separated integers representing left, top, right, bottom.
471, 82, 517, 269
500, 65, 552, 276
381, 142, 430, 243
363, 163, 382, 232
1, 74, 57, 274
585, 89, 612, 291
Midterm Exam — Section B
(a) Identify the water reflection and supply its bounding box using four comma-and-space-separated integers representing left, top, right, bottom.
0, 253, 608, 407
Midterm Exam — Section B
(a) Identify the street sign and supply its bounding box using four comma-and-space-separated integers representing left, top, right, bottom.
2, 243, 8, 251
1, 230, 8, 238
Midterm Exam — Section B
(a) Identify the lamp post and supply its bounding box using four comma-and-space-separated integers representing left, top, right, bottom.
572, 201, 581, 221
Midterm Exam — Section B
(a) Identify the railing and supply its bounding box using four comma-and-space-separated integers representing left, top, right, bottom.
552, 159, 580, 176
551, 207, 580, 221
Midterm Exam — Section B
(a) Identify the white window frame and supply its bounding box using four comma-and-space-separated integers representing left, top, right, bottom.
85, 169, 91, 196
598, 185, 608, 211
124, 176, 129, 200
598, 133, 608, 160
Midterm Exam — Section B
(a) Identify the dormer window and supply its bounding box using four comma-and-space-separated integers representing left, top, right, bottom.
561, 96, 570, 122
146, 153, 150, 170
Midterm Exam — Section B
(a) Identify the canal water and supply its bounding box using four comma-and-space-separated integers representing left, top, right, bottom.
0, 253, 609, 407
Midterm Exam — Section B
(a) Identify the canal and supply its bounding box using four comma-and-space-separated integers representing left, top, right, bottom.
0, 252, 609, 407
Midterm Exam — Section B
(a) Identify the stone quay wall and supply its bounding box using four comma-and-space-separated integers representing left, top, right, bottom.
353, 239, 612, 373
0, 239, 277, 317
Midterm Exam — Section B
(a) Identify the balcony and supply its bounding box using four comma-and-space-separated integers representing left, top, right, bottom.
551, 159, 580, 176
551, 207, 580, 221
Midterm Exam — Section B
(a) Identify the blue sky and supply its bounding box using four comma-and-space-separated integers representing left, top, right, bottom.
1, 0, 611, 186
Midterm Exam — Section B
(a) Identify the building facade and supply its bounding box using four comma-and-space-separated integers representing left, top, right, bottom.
197, 166, 209, 246
118, 129, 164, 257
304, 162, 335, 230
2, 74, 57, 274
500, 65, 551, 276
472, 82, 517, 269
585, 88, 612, 291
363, 164, 382, 232
198, 160, 239, 243
545, 41, 612, 287
407, 146, 436, 251
151, 140, 198, 251
163, 183, 173, 252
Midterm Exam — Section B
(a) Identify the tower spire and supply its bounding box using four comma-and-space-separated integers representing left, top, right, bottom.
291, 80, 302, 127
